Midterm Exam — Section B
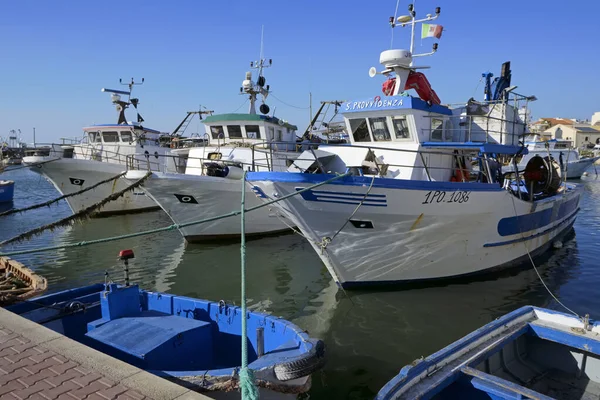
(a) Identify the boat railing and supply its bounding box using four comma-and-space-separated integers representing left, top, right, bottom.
124, 150, 283, 175
249, 141, 518, 183
59, 136, 87, 145
418, 114, 526, 146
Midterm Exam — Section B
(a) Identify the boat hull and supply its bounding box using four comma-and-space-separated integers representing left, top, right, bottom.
22, 157, 158, 216
565, 157, 598, 178
0, 180, 14, 203
125, 171, 291, 241
247, 172, 582, 287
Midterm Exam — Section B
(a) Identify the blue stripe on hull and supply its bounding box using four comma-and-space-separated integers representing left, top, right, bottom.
247, 172, 504, 192
497, 209, 553, 237
485, 208, 578, 247
296, 188, 388, 207
496, 196, 580, 238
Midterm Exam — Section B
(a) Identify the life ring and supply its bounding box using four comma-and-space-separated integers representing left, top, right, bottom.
273, 339, 326, 381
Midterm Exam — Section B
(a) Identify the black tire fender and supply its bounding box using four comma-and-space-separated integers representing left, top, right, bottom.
274, 339, 326, 381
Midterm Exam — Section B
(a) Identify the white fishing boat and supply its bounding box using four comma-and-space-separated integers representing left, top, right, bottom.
246, 6, 582, 288
22, 79, 187, 216
506, 134, 600, 179
125, 47, 315, 241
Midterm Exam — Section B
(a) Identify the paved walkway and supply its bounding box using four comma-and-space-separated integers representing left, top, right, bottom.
0, 308, 209, 400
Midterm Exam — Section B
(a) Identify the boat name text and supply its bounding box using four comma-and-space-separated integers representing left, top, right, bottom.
345, 99, 403, 111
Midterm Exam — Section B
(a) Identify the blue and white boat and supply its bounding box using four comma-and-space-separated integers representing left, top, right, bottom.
246, 6, 582, 288
5, 257, 325, 397
377, 306, 600, 399
0, 180, 14, 203
508, 134, 600, 179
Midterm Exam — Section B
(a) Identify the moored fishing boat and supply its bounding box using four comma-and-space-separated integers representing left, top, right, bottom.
125, 45, 307, 242
376, 306, 600, 399
21, 79, 180, 217
4, 250, 325, 398
245, 5, 583, 288
0, 257, 47, 306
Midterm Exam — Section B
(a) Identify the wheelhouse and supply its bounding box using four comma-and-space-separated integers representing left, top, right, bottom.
201, 113, 298, 149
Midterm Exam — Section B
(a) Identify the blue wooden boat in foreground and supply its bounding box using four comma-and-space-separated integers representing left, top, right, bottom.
377, 306, 600, 399
6, 277, 325, 397
0, 180, 14, 203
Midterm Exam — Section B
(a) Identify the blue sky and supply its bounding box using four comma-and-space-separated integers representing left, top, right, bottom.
1, 0, 599, 143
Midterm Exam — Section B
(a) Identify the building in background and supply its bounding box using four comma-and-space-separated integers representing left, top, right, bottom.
530, 118, 574, 133
541, 124, 600, 148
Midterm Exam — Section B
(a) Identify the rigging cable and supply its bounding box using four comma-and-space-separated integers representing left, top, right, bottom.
270, 93, 310, 110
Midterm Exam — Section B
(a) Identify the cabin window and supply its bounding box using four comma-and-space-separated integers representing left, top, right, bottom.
369, 117, 391, 141
277, 129, 283, 141
392, 117, 410, 140
430, 119, 444, 141
88, 132, 99, 143
268, 126, 275, 141
207, 152, 222, 160
227, 125, 243, 139
210, 126, 224, 140
246, 125, 261, 139
102, 131, 119, 143
120, 131, 133, 143
350, 119, 371, 142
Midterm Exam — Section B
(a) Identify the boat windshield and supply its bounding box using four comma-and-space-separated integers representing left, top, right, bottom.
350, 119, 371, 142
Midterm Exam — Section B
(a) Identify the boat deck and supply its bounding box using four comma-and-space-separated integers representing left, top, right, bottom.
0, 307, 209, 400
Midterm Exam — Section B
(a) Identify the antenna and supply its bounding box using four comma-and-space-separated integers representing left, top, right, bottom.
241, 27, 272, 115
101, 78, 146, 125
390, 2, 441, 65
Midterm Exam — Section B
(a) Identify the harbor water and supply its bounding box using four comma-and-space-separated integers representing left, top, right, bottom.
1, 167, 600, 399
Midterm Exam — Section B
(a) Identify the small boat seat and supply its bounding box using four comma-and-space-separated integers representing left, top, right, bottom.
86, 310, 213, 370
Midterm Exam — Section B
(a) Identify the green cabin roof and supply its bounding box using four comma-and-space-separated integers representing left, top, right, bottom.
203, 113, 298, 131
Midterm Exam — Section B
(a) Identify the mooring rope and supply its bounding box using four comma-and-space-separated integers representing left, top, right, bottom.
508, 178, 581, 319
0, 157, 60, 173
0, 172, 127, 217
0, 173, 351, 256
239, 171, 259, 400
1, 172, 152, 245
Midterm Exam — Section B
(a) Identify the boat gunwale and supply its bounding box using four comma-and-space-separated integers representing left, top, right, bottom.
377, 306, 600, 399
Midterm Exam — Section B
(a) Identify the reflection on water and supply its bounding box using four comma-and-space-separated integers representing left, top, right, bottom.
2, 168, 600, 399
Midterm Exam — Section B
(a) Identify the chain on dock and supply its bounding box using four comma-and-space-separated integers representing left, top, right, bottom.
1, 172, 152, 245
0, 171, 127, 217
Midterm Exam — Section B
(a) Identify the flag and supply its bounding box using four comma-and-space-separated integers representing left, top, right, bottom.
421, 23, 443, 39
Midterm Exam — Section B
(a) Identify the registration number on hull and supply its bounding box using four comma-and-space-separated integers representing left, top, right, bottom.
422, 190, 471, 205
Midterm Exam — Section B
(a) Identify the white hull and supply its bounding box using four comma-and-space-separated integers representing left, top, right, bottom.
565, 157, 598, 178
125, 171, 291, 241
23, 157, 158, 216
247, 174, 581, 287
